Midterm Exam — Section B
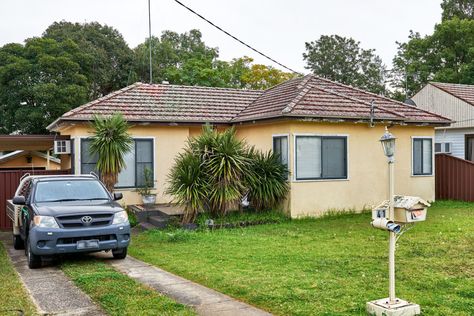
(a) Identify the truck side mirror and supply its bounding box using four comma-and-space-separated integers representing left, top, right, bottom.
113, 192, 123, 201
12, 196, 26, 205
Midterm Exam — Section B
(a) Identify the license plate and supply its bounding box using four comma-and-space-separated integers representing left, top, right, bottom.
76, 239, 99, 250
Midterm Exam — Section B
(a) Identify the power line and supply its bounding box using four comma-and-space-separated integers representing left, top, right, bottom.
173, 0, 300, 74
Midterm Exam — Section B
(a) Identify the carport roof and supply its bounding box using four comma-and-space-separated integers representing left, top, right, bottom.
0, 135, 69, 151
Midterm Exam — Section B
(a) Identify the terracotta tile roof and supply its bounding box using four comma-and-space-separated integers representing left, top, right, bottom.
48, 75, 451, 130
430, 82, 474, 106
59, 83, 262, 123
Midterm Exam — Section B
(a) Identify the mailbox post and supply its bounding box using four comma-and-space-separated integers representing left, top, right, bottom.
367, 127, 428, 316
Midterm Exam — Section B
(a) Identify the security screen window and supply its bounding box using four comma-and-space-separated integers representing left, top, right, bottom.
295, 136, 347, 180
413, 138, 433, 175
273, 136, 289, 169
81, 139, 154, 188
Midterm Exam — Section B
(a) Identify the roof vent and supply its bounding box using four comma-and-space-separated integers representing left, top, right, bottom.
162, 81, 169, 85
404, 98, 417, 106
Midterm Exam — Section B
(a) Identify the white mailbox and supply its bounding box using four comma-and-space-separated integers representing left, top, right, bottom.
372, 195, 430, 223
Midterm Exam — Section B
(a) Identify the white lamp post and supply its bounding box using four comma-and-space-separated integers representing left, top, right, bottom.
367, 127, 421, 316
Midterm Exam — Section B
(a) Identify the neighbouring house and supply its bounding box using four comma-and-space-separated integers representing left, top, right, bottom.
412, 82, 474, 161
0, 150, 61, 170
47, 74, 450, 217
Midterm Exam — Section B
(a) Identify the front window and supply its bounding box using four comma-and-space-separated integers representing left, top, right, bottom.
35, 180, 110, 203
295, 136, 347, 180
413, 138, 433, 175
273, 136, 288, 170
81, 138, 154, 188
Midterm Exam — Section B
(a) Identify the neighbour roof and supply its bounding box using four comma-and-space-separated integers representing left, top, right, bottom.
430, 82, 474, 106
0, 150, 61, 164
48, 74, 451, 130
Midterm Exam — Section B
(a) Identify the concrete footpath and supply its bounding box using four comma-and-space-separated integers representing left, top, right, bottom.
97, 254, 272, 316
0, 233, 105, 316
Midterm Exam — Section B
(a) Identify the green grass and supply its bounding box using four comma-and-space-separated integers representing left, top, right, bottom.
195, 209, 289, 227
129, 200, 474, 315
61, 260, 195, 316
0, 242, 37, 316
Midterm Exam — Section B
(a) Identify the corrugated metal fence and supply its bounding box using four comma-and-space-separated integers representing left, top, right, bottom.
0, 169, 70, 230
435, 153, 474, 201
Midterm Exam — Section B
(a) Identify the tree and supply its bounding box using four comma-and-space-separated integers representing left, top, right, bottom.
239, 60, 297, 90
441, 0, 474, 20
44, 21, 135, 98
303, 35, 387, 94
0, 38, 89, 134
392, 18, 474, 98
89, 114, 133, 193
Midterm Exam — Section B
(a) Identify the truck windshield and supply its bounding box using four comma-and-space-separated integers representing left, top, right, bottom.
35, 180, 110, 203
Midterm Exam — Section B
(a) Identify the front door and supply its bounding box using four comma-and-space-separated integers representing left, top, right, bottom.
465, 135, 474, 161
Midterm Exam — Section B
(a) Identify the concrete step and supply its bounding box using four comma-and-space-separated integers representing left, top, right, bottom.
148, 216, 169, 229
138, 222, 157, 231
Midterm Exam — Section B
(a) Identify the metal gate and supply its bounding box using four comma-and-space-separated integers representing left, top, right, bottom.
0, 169, 70, 230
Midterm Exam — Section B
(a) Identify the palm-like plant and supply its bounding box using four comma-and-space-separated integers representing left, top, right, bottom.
245, 150, 289, 211
89, 114, 133, 192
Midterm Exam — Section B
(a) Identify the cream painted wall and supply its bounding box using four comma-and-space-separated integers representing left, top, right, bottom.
236, 121, 435, 217
0, 154, 61, 170
59, 120, 435, 217
61, 124, 190, 205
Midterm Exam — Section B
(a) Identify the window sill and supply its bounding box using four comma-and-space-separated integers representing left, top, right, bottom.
411, 174, 434, 177
292, 178, 349, 183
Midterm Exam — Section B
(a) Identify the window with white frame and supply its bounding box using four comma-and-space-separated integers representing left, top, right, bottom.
413, 138, 433, 175
80, 138, 154, 188
295, 135, 347, 180
434, 142, 451, 154
273, 135, 288, 170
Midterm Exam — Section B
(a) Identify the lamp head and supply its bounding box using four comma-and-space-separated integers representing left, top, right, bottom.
380, 127, 396, 158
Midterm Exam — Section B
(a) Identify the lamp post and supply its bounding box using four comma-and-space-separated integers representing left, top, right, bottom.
380, 127, 397, 304
367, 126, 421, 316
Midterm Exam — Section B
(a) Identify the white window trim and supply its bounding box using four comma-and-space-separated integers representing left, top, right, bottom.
78, 136, 157, 189
411, 136, 434, 177
292, 133, 350, 183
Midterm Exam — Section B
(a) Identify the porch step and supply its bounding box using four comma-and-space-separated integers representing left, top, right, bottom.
138, 222, 157, 231
148, 215, 169, 229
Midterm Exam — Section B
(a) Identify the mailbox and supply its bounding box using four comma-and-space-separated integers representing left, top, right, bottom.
372, 195, 430, 224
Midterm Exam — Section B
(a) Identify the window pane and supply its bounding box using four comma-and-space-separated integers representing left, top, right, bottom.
273, 136, 288, 168
322, 138, 346, 178
296, 136, 321, 179
136, 162, 153, 187
413, 139, 423, 175
117, 147, 136, 187
80, 139, 98, 175
136, 140, 153, 163
434, 143, 441, 153
422, 139, 432, 174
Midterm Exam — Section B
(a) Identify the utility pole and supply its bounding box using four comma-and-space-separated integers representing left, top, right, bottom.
148, 0, 153, 84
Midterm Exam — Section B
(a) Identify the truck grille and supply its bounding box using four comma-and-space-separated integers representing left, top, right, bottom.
56, 213, 114, 228
57, 234, 116, 245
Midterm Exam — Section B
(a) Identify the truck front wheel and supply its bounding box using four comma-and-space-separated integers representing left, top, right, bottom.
26, 238, 41, 269
112, 247, 127, 259
13, 234, 24, 250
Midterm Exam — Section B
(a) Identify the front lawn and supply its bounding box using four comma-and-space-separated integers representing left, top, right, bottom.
130, 201, 474, 315
0, 242, 37, 315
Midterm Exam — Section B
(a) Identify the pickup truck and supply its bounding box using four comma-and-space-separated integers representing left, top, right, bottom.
7, 174, 131, 268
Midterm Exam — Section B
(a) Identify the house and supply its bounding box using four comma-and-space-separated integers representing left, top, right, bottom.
0, 150, 61, 170
412, 82, 474, 161
47, 75, 450, 217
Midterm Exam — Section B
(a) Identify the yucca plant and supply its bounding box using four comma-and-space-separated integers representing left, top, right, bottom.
89, 114, 133, 192
167, 152, 209, 224
245, 150, 289, 211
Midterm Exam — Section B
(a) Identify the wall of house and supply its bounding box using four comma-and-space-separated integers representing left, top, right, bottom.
412, 84, 473, 129
0, 154, 61, 170
435, 127, 474, 160
237, 121, 435, 218
60, 124, 191, 205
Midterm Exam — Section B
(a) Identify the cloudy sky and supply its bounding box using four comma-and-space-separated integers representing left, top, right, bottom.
1, 0, 442, 73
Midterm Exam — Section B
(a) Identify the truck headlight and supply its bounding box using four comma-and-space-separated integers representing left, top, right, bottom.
112, 211, 128, 225
33, 215, 59, 229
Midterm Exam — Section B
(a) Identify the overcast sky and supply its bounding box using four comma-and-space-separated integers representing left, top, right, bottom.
1, 0, 442, 73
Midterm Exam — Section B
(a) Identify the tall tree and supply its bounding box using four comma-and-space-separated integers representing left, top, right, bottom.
44, 21, 134, 98
441, 0, 474, 20
303, 35, 387, 95
0, 38, 89, 134
392, 18, 474, 98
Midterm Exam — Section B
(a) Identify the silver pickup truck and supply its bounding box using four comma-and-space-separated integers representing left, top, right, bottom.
7, 174, 131, 268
